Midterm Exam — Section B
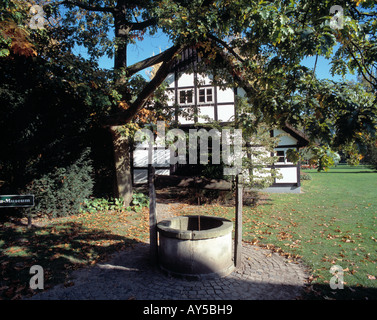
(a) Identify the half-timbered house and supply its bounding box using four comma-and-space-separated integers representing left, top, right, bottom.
133, 48, 309, 193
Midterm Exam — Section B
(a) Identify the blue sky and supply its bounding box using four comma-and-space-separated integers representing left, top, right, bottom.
96, 34, 357, 83
301, 55, 357, 82
97, 32, 172, 75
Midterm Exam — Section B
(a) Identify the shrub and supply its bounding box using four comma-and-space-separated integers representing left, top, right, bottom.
79, 192, 149, 214
27, 148, 94, 218
300, 172, 312, 181
128, 192, 149, 212
81, 197, 124, 213
364, 141, 377, 171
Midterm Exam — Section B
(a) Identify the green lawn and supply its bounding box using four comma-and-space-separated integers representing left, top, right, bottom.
184, 164, 377, 299
244, 165, 377, 299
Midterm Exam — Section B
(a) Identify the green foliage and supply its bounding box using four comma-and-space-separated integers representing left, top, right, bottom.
292, 145, 340, 172
80, 192, 149, 214
8, 0, 374, 144
341, 142, 361, 166
128, 192, 149, 213
27, 149, 94, 218
81, 197, 125, 213
364, 140, 377, 170
0, 0, 36, 57
312, 146, 337, 172
347, 154, 360, 166
330, 1, 377, 93
292, 78, 377, 148
286, 149, 300, 164
49, 0, 377, 132
201, 163, 226, 180
0, 31, 113, 218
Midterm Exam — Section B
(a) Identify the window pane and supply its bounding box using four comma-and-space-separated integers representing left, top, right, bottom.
277, 151, 285, 162
206, 88, 213, 102
179, 91, 186, 104
186, 90, 193, 103
199, 89, 205, 103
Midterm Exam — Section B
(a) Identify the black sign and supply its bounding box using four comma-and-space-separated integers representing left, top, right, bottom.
0, 195, 34, 208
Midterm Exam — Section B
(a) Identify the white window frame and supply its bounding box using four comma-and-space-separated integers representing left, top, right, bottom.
198, 88, 214, 104
275, 150, 286, 164
178, 89, 194, 105
275, 148, 295, 164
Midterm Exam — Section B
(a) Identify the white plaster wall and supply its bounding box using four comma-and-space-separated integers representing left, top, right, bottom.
236, 87, 247, 98
153, 149, 171, 167
198, 106, 215, 122
134, 169, 148, 184
217, 87, 235, 103
134, 168, 170, 184
166, 73, 175, 88
178, 111, 195, 124
197, 73, 213, 86
274, 129, 298, 146
177, 73, 194, 87
217, 104, 234, 122
166, 89, 175, 107
275, 167, 297, 183
133, 148, 170, 167
133, 149, 148, 167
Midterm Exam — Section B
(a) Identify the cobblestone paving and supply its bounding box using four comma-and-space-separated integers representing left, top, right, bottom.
28, 241, 309, 300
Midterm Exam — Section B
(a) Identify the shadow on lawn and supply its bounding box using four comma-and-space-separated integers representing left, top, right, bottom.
303, 282, 377, 300
0, 220, 141, 300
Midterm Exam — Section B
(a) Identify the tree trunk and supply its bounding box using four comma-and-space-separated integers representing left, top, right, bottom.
110, 126, 133, 206
110, 2, 132, 206
114, 0, 128, 71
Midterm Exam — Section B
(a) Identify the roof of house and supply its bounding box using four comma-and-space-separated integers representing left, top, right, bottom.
170, 46, 200, 73
283, 124, 310, 147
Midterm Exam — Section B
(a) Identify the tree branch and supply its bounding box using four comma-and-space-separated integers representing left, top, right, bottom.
129, 18, 157, 31
347, 38, 377, 86
116, 18, 157, 37
207, 34, 245, 64
125, 45, 178, 77
345, 45, 376, 89
61, 0, 115, 13
216, 48, 258, 96
351, 6, 377, 18
104, 46, 184, 126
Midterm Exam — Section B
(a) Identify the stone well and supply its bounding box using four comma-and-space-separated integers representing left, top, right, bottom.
157, 215, 234, 279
